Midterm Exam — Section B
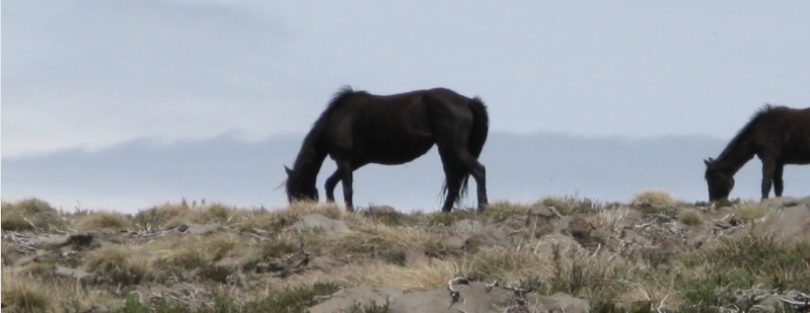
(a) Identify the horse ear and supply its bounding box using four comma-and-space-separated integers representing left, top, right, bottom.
704, 158, 714, 167
284, 166, 293, 176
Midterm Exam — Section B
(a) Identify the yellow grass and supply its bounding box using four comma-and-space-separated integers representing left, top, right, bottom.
632, 190, 677, 207
74, 211, 132, 230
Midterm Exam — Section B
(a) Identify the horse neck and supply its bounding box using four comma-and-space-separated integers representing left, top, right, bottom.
291, 135, 327, 188
715, 131, 757, 175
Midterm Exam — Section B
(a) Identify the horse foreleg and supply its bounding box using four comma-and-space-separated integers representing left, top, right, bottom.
338, 161, 354, 211
773, 163, 785, 197
761, 159, 776, 200
324, 169, 342, 202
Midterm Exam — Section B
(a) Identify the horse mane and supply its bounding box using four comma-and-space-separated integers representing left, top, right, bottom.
299, 86, 360, 149
715, 104, 780, 167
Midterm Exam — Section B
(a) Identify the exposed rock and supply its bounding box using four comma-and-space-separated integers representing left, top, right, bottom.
533, 292, 591, 313
213, 257, 243, 273
389, 282, 514, 313
451, 219, 486, 235
292, 214, 352, 235
528, 203, 558, 219
55, 265, 94, 284
310, 287, 402, 313
754, 203, 810, 242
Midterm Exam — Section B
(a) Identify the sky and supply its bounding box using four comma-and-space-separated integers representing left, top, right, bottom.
4, 0, 810, 158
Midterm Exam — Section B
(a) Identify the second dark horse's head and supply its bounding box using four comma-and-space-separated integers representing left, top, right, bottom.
704, 158, 734, 202
285, 166, 319, 203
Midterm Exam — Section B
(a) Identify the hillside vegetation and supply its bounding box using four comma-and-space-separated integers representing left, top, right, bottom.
2, 194, 810, 313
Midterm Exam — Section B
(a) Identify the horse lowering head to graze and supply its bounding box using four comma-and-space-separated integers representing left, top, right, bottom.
704, 105, 810, 202
285, 86, 490, 212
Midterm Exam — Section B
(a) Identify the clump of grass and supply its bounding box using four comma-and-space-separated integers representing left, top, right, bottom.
467, 245, 555, 283
194, 203, 232, 223
258, 236, 299, 259
236, 209, 298, 233
361, 206, 409, 226
420, 210, 474, 226
1, 198, 65, 232
678, 208, 704, 226
133, 203, 191, 229
286, 201, 344, 220
678, 234, 810, 311
480, 201, 529, 223
332, 220, 434, 264
734, 201, 770, 222
152, 233, 242, 279
353, 259, 461, 291
632, 190, 677, 209
74, 211, 132, 231
340, 300, 391, 313
2, 272, 55, 312
133, 202, 241, 229
112, 282, 342, 313
85, 245, 153, 285
540, 195, 606, 215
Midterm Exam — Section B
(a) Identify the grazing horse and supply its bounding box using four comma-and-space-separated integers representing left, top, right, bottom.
285, 87, 489, 212
704, 105, 810, 202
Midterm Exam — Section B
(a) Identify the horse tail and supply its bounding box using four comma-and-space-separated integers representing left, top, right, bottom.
467, 97, 489, 160
458, 97, 489, 200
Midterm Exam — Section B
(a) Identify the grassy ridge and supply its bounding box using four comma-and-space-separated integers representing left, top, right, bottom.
2, 195, 809, 312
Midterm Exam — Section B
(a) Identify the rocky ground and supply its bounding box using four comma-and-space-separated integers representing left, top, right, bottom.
2, 193, 810, 313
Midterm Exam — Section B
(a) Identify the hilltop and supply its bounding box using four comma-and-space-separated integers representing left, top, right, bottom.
2, 194, 810, 312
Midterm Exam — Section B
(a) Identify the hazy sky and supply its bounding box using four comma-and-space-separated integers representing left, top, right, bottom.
3, 0, 810, 157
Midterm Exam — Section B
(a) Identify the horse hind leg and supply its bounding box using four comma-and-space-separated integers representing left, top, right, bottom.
441, 168, 465, 212
463, 156, 488, 212
439, 145, 488, 212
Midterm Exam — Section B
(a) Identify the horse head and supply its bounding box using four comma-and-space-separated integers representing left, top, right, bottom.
284, 165, 319, 203
704, 158, 734, 202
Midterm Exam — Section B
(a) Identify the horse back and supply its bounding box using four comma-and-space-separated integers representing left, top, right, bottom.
757, 107, 810, 163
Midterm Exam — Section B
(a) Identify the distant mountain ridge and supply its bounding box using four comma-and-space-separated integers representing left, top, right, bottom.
3, 132, 809, 212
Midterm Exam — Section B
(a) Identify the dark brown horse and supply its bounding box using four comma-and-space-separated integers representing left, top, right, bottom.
285, 87, 489, 212
704, 105, 810, 202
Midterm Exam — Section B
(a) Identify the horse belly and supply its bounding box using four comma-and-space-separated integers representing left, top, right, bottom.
370, 136, 434, 165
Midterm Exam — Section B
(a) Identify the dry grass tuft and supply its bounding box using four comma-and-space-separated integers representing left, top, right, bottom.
351, 259, 462, 291
74, 211, 132, 231
467, 245, 556, 283
133, 202, 191, 228
2, 271, 56, 312
678, 208, 704, 226
133, 202, 242, 229
286, 201, 344, 220
734, 201, 770, 222
540, 195, 604, 215
85, 245, 153, 285
1, 198, 65, 232
632, 190, 677, 208
152, 233, 243, 271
